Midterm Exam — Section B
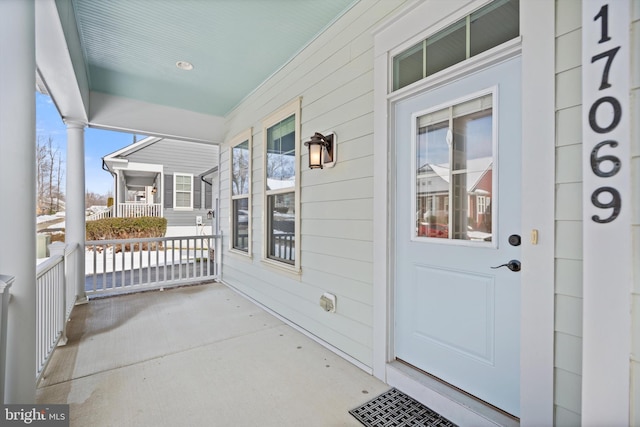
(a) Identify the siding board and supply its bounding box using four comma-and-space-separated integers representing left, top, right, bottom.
555, 29, 581, 73
555, 220, 583, 261
556, 259, 583, 299
556, 67, 582, 110
556, 182, 582, 221
554, 405, 581, 426
554, 368, 583, 415
556, 106, 582, 146
555, 294, 582, 338
555, 332, 583, 375
302, 199, 374, 221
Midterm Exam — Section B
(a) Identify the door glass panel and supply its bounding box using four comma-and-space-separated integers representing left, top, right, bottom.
416, 94, 493, 242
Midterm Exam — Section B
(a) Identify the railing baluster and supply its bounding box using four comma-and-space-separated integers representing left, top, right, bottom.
101, 244, 106, 291
91, 244, 96, 292
178, 239, 183, 279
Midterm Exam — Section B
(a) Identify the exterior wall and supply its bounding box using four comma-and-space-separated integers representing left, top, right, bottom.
554, 1, 584, 424
555, 0, 639, 424
220, 0, 409, 369
632, 0, 640, 424
122, 138, 218, 227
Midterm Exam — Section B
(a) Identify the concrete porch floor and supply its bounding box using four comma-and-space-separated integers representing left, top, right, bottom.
36, 282, 388, 426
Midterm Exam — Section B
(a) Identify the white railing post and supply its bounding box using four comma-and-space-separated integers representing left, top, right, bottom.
0, 275, 14, 405
48, 242, 68, 346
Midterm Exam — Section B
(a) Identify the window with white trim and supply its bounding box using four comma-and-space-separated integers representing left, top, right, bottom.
173, 173, 193, 210
263, 99, 300, 268
230, 130, 251, 253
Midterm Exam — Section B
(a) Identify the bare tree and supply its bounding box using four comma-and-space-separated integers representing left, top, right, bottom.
36, 135, 65, 214
56, 154, 64, 211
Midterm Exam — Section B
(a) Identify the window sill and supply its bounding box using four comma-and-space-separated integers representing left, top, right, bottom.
260, 257, 301, 278
229, 248, 252, 259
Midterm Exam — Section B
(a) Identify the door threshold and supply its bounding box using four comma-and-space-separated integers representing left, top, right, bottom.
386, 361, 519, 427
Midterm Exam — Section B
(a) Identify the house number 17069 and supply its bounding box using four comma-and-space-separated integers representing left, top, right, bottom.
588, 4, 622, 223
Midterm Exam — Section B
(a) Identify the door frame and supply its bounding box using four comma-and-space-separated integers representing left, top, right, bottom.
372, 1, 555, 425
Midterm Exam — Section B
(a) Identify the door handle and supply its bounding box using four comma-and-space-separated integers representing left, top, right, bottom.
491, 260, 521, 272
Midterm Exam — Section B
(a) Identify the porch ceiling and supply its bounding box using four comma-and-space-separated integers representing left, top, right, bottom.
36, 0, 355, 142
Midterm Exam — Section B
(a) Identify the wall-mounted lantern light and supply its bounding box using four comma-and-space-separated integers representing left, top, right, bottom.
303, 132, 336, 169
151, 184, 157, 194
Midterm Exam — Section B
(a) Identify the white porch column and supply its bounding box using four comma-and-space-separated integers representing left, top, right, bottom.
64, 120, 87, 303
0, 0, 36, 403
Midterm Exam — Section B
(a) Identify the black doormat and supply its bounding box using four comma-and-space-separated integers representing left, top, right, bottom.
349, 388, 458, 427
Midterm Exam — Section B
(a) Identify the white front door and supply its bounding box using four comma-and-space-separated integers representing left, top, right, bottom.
394, 57, 521, 416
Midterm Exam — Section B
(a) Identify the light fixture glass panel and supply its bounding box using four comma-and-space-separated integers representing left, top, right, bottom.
267, 192, 295, 264
308, 142, 323, 168
470, 0, 519, 57
266, 115, 296, 189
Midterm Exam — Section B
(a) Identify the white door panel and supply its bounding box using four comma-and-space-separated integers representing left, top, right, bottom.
394, 57, 521, 416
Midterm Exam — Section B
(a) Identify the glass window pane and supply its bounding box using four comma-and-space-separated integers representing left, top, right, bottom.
452, 108, 492, 240
232, 140, 250, 196
266, 115, 296, 189
232, 198, 249, 252
416, 119, 450, 239
470, 0, 519, 57
175, 192, 190, 208
393, 41, 424, 91
425, 18, 466, 77
415, 95, 493, 242
176, 175, 191, 192
267, 192, 295, 264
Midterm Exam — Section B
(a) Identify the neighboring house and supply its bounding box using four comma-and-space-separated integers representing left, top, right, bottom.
102, 137, 218, 236
3, 1, 639, 425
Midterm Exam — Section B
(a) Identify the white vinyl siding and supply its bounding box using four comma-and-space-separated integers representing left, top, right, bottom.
631, 1, 640, 425
173, 173, 193, 210
554, 1, 583, 424
219, 0, 410, 368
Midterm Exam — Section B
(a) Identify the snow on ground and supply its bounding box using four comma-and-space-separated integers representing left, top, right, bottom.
36, 212, 65, 224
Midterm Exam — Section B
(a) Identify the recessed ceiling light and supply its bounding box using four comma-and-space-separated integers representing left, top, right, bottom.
176, 61, 194, 71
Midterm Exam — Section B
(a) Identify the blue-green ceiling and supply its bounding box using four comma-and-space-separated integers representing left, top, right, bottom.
66, 0, 356, 117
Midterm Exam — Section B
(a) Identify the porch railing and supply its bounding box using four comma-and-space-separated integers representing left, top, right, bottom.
270, 233, 295, 263
35, 243, 79, 383
117, 203, 161, 218
86, 207, 113, 221
85, 234, 221, 297
0, 274, 13, 404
